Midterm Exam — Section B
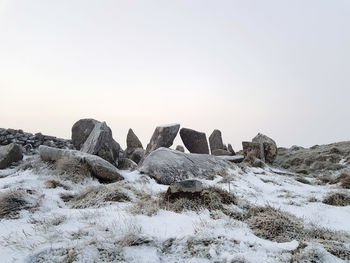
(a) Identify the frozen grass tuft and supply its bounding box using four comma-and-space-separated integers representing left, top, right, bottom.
0, 190, 36, 219
322, 192, 350, 206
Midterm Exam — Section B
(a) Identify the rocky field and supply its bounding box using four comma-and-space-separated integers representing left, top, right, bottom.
0, 119, 349, 263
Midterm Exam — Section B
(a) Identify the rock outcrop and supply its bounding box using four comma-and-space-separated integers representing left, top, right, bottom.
0, 143, 23, 169
39, 145, 123, 182
179, 128, 209, 154
209, 129, 224, 154
252, 133, 278, 164
72, 119, 120, 166
145, 124, 180, 153
138, 148, 231, 185
125, 129, 143, 158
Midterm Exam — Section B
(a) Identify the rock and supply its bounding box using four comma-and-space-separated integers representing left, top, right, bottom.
39, 145, 123, 182
0, 143, 23, 169
211, 149, 233, 156
130, 148, 145, 164
125, 129, 143, 157
209, 129, 224, 154
242, 141, 265, 161
217, 155, 244, 163
228, 144, 236, 155
80, 121, 120, 166
71, 119, 99, 150
138, 147, 231, 185
145, 124, 180, 153
252, 133, 278, 164
166, 180, 204, 200
117, 158, 137, 171
175, 145, 185, 152
179, 128, 209, 154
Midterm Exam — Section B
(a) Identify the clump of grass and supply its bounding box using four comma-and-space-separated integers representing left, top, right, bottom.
322, 192, 350, 206
44, 179, 70, 190
333, 173, 350, 189
69, 184, 130, 209
246, 206, 303, 242
129, 186, 236, 216
0, 190, 34, 219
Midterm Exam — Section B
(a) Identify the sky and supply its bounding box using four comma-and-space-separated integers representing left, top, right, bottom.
0, 0, 349, 150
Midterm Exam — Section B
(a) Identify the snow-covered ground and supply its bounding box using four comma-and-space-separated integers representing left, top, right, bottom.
0, 157, 349, 263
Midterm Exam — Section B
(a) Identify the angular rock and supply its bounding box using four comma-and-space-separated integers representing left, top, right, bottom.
252, 133, 278, 164
175, 145, 185, 152
0, 143, 23, 169
39, 145, 123, 182
166, 180, 204, 200
125, 129, 143, 157
130, 147, 145, 164
80, 121, 120, 166
242, 141, 265, 161
228, 144, 236, 155
71, 119, 99, 150
211, 149, 233, 156
145, 124, 180, 153
117, 158, 137, 171
179, 128, 209, 154
217, 155, 244, 163
209, 129, 224, 154
138, 148, 231, 185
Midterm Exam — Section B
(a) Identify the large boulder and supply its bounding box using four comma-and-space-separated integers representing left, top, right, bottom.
138, 148, 231, 185
242, 141, 265, 161
145, 124, 180, 153
39, 145, 123, 182
125, 129, 143, 157
0, 143, 23, 169
71, 119, 99, 150
252, 133, 278, 164
179, 128, 209, 154
80, 121, 120, 166
209, 129, 224, 154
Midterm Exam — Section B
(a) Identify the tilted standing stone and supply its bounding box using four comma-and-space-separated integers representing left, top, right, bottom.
0, 143, 23, 169
145, 124, 180, 154
179, 128, 209, 154
209, 129, 224, 154
252, 133, 278, 164
71, 119, 99, 150
125, 128, 143, 157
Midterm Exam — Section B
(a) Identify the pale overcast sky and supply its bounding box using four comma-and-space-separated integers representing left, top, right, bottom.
0, 0, 349, 150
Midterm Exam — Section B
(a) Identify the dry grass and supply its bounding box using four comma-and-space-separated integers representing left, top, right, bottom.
246, 206, 303, 242
55, 157, 92, 182
334, 173, 350, 189
44, 179, 70, 190
69, 184, 130, 209
0, 190, 35, 219
295, 177, 311, 185
322, 192, 350, 206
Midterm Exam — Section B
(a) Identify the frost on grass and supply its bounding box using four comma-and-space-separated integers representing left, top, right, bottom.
0, 190, 37, 219
322, 192, 350, 206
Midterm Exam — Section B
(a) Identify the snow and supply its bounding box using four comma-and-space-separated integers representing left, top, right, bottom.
0, 158, 349, 263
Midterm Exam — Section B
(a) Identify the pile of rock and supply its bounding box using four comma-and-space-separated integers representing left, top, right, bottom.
0, 128, 73, 153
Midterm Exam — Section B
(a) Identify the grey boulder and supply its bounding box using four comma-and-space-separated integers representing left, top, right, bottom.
125, 129, 143, 157
242, 141, 265, 161
179, 128, 209, 154
209, 129, 224, 154
130, 147, 145, 164
117, 158, 137, 171
80, 121, 120, 166
145, 124, 180, 153
39, 145, 123, 182
138, 147, 231, 185
252, 133, 278, 164
0, 143, 23, 169
228, 144, 236, 155
211, 149, 233, 156
71, 119, 99, 150
175, 145, 185, 152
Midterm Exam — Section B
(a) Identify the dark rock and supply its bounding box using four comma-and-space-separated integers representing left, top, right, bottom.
80, 122, 120, 166
228, 144, 236, 155
130, 148, 145, 164
145, 124, 180, 153
175, 145, 185, 152
0, 143, 23, 169
209, 129, 224, 154
125, 129, 143, 157
252, 133, 278, 164
211, 149, 233, 156
71, 119, 99, 150
138, 148, 231, 185
179, 128, 209, 154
